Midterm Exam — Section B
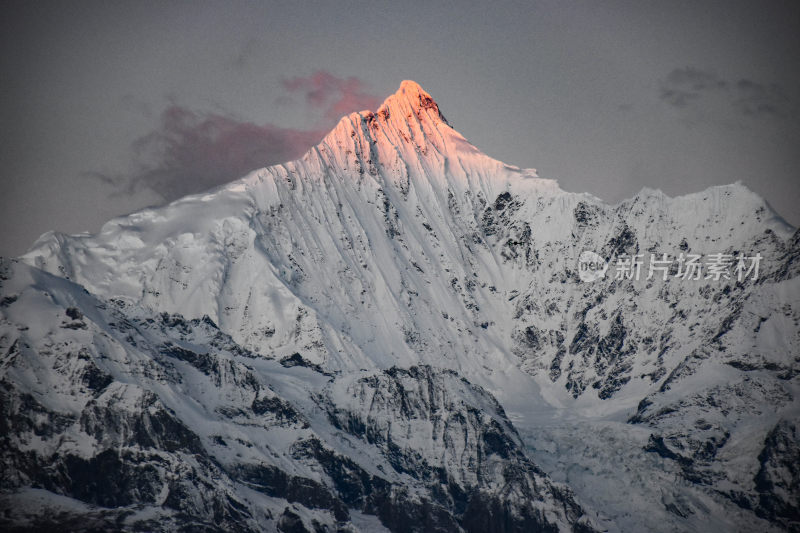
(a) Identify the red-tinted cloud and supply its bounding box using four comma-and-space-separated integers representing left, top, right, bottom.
111, 106, 327, 200
97, 71, 379, 201
282, 70, 381, 120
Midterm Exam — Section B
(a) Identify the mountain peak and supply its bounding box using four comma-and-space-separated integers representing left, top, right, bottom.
376, 80, 448, 125
392, 80, 433, 103
311, 79, 543, 190
398, 79, 426, 92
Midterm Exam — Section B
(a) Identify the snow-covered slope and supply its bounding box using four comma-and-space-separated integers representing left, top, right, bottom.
22, 81, 561, 375
0, 259, 596, 532
3, 81, 799, 532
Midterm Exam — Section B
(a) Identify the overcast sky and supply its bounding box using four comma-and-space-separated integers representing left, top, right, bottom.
2, 0, 798, 257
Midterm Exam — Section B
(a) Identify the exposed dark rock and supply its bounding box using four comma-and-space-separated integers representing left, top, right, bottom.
80, 361, 114, 396
233, 463, 348, 522
604, 224, 638, 258
753, 420, 800, 527
573, 202, 600, 227
277, 508, 310, 533
318, 366, 593, 533
251, 394, 306, 426
280, 353, 328, 375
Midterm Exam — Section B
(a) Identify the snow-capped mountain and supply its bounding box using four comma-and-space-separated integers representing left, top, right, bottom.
2, 81, 798, 532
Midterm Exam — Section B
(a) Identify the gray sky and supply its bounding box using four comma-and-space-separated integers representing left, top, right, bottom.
2, 0, 798, 257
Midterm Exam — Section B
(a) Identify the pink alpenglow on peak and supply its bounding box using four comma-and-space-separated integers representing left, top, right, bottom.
309, 80, 543, 193
375, 80, 449, 125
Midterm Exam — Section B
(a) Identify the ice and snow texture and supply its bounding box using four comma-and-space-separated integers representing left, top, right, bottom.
3, 81, 799, 532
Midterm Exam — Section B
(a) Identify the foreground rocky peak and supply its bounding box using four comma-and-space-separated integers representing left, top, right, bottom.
0, 259, 598, 532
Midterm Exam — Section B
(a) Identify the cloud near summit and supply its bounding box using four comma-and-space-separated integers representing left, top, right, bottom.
98, 71, 380, 201
283, 71, 382, 121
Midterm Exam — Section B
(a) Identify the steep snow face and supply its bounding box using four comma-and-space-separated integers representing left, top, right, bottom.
21, 80, 560, 376
10, 81, 800, 531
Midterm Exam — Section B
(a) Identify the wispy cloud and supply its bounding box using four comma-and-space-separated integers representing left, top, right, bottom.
659, 67, 727, 108
105, 106, 328, 200
95, 71, 379, 201
659, 67, 793, 119
732, 79, 791, 117
282, 71, 381, 121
